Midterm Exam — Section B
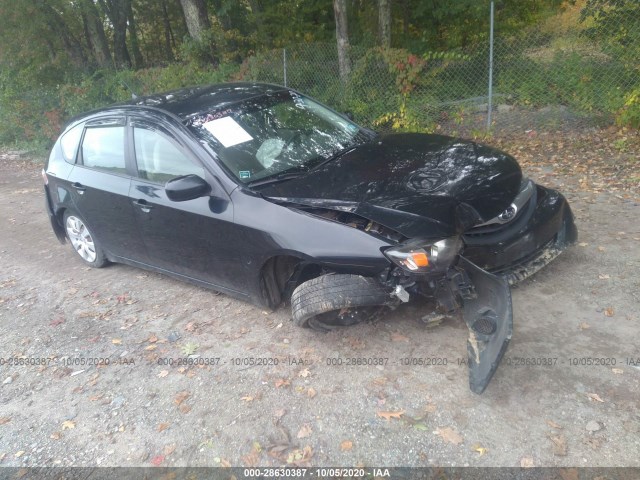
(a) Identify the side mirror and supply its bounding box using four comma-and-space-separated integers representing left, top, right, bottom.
165, 174, 211, 202
344, 111, 355, 121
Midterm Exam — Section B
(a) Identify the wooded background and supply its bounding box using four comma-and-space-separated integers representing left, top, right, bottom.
0, 0, 638, 149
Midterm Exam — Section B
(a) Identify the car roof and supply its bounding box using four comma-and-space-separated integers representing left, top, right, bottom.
72, 82, 289, 124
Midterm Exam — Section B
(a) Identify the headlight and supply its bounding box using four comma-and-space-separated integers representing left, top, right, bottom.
384, 236, 462, 273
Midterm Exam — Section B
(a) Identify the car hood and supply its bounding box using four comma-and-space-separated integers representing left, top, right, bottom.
260, 133, 522, 238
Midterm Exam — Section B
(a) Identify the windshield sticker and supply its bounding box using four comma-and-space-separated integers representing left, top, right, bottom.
203, 116, 253, 148
239, 170, 251, 179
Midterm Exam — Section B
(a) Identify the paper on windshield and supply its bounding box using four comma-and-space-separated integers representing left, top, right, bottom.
202, 116, 253, 148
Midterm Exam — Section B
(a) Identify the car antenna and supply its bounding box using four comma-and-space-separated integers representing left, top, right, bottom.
120, 78, 139, 100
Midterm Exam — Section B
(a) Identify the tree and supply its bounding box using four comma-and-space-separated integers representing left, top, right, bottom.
179, 0, 211, 42
79, 0, 111, 68
333, 0, 351, 80
98, 0, 132, 67
378, 0, 391, 48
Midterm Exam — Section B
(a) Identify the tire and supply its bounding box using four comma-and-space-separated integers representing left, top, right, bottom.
63, 210, 108, 268
291, 274, 391, 331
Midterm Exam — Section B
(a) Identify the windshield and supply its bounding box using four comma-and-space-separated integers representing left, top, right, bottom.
186, 90, 372, 184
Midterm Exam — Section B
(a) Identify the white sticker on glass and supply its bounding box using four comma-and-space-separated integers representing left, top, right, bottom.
202, 117, 253, 148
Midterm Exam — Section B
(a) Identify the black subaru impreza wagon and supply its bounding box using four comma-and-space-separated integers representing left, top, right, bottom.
43, 83, 577, 393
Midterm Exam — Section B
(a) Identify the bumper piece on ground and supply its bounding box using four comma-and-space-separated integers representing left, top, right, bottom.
456, 256, 513, 394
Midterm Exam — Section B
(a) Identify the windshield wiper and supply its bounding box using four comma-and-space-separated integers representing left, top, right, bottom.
245, 170, 307, 187
308, 146, 357, 172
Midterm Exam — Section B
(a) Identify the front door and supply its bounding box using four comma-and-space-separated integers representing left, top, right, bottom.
128, 119, 245, 294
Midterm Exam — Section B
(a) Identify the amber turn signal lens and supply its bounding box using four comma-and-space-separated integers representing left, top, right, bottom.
409, 251, 429, 267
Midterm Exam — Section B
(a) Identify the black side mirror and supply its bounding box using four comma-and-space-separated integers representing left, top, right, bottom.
344, 111, 355, 121
165, 174, 211, 202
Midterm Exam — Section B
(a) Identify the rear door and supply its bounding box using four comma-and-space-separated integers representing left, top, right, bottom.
127, 118, 244, 294
66, 117, 148, 262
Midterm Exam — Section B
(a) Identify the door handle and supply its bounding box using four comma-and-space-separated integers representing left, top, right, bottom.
133, 199, 153, 213
71, 182, 86, 194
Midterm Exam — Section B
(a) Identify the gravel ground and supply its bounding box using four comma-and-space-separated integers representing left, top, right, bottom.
0, 147, 638, 468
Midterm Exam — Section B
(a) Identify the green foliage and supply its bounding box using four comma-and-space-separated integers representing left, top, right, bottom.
616, 87, 640, 129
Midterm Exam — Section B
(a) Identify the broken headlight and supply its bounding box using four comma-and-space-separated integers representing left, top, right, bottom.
383, 236, 462, 274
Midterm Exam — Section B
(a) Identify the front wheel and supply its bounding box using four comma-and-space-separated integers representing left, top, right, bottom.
291, 274, 391, 331
64, 211, 107, 268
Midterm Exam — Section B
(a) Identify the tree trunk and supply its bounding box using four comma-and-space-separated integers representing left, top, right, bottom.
98, 0, 131, 68
127, 0, 144, 68
179, 0, 211, 42
161, 0, 176, 62
333, 0, 351, 81
80, 0, 112, 68
378, 0, 391, 48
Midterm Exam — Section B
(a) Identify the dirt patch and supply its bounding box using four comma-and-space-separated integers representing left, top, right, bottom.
0, 136, 639, 467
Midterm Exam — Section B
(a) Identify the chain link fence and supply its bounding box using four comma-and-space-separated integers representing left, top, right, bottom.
241, 5, 640, 138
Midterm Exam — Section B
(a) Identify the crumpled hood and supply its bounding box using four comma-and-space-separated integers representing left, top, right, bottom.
261, 133, 522, 238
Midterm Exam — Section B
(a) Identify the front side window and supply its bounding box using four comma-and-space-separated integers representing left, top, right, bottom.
133, 126, 205, 183
81, 126, 126, 174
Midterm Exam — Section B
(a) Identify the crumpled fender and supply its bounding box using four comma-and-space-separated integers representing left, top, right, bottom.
456, 256, 513, 394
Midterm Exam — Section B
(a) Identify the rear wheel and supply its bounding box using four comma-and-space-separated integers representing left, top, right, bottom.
291, 274, 391, 331
64, 211, 107, 268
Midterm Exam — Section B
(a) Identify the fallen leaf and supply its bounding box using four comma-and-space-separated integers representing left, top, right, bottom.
157, 423, 170, 432
391, 332, 409, 342
144, 345, 157, 351
546, 420, 563, 429
241, 396, 254, 402
181, 343, 198, 355
157, 370, 169, 378
612, 368, 623, 375
472, 443, 488, 456
587, 393, 605, 403
148, 334, 158, 343
163, 444, 176, 456
174, 391, 190, 405
549, 434, 568, 456
520, 456, 535, 468
377, 410, 405, 421
598, 274, 610, 280
178, 404, 191, 414
275, 378, 290, 388
274, 409, 286, 419
151, 455, 165, 466
307, 387, 317, 398
597, 246, 605, 252
61, 420, 75, 430
434, 426, 464, 445
15, 451, 25, 458
297, 424, 312, 438
579, 322, 590, 330
604, 307, 614, 317
298, 368, 311, 378
111, 338, 122, 345
424, 403, 437, 413
413, 423, 428, 431
0, 417, 11, 425
559, 468, 579, 480
340, 440, 353, 451
578, 242, 588, 247
50, 431, 61, 440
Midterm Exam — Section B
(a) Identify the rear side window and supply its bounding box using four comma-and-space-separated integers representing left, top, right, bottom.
81, 126, 126, 174
60, 124, 83, 163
